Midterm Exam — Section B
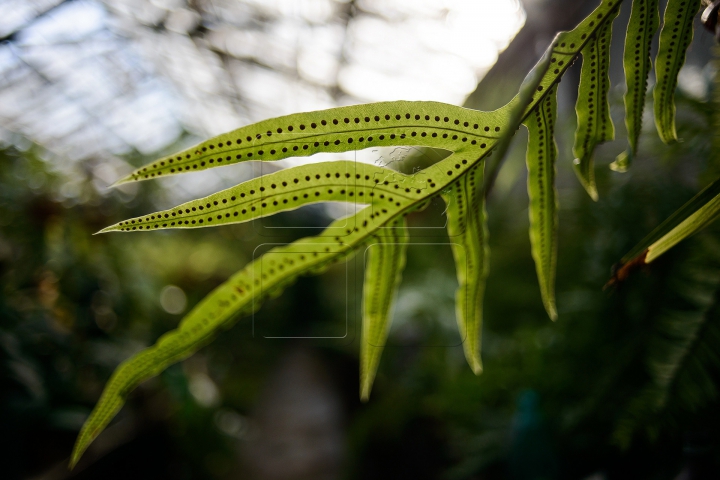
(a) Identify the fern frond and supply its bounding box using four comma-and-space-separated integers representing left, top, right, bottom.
114, 101, 511, 186
525, 87, 559, 320
72, 205, 380, 468
99, 161, 429, 234
573, 7, 619, 199
360, 218, 408, 400
444, 162, 489, 373
653, 0, 702, 143
73, 0, 654, 467
617, 177, 720, 272
613, 0, 660, 171
643, 185, 720, 263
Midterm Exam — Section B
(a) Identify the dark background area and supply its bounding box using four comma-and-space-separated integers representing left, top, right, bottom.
2, 0, 720, 479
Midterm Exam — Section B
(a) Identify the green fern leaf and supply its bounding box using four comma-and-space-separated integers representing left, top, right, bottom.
610, 177, 720, 288
98, 161, 430, 234
573, 8, 619, 200
619, 176, 720, 269
525, 87, 559, 320
642, 179, 720, 264
653, 0, 702, 144
360, 218, 408, 400
70, 0, 625, 466
72, 155, 469, 467
444, 162, 489, 373
114, 101, 510, 186
72, 206, 382, 468
612, 0, 660, 172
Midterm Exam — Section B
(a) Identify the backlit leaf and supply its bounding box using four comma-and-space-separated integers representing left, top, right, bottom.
525, 87, 559, 320
613, 177, 720, 286
99, 161, 430, 234
612, 0, 660, 172
360, 217, 408, 400
642, 179, 720, 264
72, 205, 385, 468
653, 0, 702, 144
115, 101, 512, 185
573, 8, 618, 200
71, 0, 640, 467
444, 162, 488, 373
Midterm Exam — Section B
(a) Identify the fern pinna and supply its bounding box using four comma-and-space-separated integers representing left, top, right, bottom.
71, 0, 713, 467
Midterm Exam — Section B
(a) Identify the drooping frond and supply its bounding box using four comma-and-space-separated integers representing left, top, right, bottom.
525, 87, 559, 320
653, 0, 702, 143
72, 203, 390, 468
360, 218, 408, 401
444, 162, 489, 373
613, 0, 660, 171
573, 7, 618, 200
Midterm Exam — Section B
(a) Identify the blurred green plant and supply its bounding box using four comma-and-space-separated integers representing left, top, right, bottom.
68, 0, 720, 470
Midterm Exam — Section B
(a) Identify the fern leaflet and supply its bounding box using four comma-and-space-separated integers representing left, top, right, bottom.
360, 218, 408, 400
654, 0, 702, 143
525, 88, 560, 320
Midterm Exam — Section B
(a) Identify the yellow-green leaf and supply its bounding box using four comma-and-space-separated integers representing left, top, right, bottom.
653, 0, 702, 144
573, 8, 618, 200
626, 177, 720, 266
612, 0, 660, 172
360, 217, 408, 400
115, 101, 509, 185
72, 205, 387, 468
99, 161, 430, 234
525, 87, 559, 320
444, 162, 488, 373
71, 1, 633, 467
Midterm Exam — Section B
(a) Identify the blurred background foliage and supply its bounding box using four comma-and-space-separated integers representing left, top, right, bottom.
2, 0, 720, 479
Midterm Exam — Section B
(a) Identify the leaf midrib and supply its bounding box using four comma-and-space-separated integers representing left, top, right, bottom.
150, 125, 498, 169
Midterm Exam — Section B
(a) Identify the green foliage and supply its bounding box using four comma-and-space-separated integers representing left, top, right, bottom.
112, 101, 507, 187
614, 234, 720, 446
70, 0, 719, 468
525, 88, 559, 321
613, 0, 660, 171
622, 177, 720, 265
654, 0, 703, 144
573, 6, 618, 198
360, 218, 408, 400
443, 162, 489, 373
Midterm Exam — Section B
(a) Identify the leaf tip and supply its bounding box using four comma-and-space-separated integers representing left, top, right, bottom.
544, 301, 558, 321
654, 115, 678, 145
109, 177, 132, 188
572, 158, 598, 201
610, 151, 631, 173
470, 360, 483, 376
660, 133, 678, 145
94, 225, 118, 235
69, 436, 88, 470
360, 383, 371, 402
